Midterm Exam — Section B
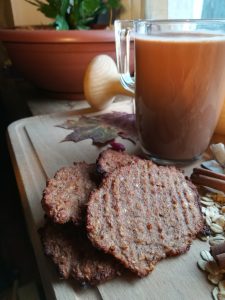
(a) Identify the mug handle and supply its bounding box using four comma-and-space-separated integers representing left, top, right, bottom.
115, 20, 135, 94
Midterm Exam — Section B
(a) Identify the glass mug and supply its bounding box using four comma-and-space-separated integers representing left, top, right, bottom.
115, 19, 225, 164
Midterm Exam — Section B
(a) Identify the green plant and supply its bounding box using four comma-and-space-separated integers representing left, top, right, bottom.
25, 0, 122, 30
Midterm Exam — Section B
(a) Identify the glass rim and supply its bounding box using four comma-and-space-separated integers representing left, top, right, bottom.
115, 19, 225, 24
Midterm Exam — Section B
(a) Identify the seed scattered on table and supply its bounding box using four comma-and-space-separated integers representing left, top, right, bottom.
198, 193, 225, 300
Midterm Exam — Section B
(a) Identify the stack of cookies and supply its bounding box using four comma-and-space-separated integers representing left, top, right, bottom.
40, 149, 204, 286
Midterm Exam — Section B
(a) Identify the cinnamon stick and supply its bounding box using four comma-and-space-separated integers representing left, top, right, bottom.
215, 253, 225, 268
190, 173, 225, 193
210, 242, 225, 258
193, 168, 225, 181
210, 242, 225, 268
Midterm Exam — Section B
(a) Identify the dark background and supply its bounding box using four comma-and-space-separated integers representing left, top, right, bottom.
0, 76, 44, 298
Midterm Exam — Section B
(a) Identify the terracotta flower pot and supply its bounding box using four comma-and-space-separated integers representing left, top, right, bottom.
0, 28, 116, 100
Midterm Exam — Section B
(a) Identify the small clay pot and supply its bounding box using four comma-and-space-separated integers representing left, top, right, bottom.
0, 27, 116, 100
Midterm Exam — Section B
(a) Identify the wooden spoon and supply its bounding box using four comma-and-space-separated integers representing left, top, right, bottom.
84, 55, 134, 110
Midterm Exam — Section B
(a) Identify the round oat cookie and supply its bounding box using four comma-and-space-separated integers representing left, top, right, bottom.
87, 160, 204, 277
40, 222, 122, 286
96, 148, 140, 176
42, 162, 96, 225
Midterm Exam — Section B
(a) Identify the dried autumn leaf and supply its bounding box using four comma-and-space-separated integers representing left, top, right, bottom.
58, 112, 137, 145
97, 112, 136, 142
63, 125, 118, 144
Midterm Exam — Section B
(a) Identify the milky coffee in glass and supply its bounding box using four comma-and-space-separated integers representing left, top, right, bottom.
115, 20, 225, 164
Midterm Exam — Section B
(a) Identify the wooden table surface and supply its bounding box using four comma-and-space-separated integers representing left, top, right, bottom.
7, 98, 216, 300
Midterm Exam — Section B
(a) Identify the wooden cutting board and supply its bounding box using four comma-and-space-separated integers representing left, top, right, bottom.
8, 99, 213, 300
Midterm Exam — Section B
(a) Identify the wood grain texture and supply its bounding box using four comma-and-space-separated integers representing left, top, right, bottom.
84, 55, 133, 109
8, 100, 213, 300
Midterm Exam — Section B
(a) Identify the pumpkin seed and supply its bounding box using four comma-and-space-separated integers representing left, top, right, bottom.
209, 236, 225, 246
201, 200, 214, 206
216, 203, 223, 209
210, 223, 224, 234
206, 207, 220, 218
197, 258, 207, 271
206, 215, 212, 226
200, 250, 213, 262
212, 287, 219, 300
201, 206, 207, 214
215, 234, 225, 240
197, 191, 225, 300
201, 196, 214, 202
212, 214, 223, 222
199, 235, 209, 241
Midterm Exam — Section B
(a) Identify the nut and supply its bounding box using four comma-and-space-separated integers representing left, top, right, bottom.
219, 280, 225, 295
211, 194, 225, 204
205, 261, 221, 275
208, 273, 223, 285
197, 191, 225, 299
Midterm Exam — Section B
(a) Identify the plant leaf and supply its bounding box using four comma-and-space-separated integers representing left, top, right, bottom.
25, 0, 59, 18
79, 0, 101, 18
58, 112, 137, 145
25, 0, 122, 30
76, 24, 90, 30
60, 0, 70, 16
103, 0, 122, 9
39, 4, 58, 18
24, 0, 41, 7
55, 14, 69, 30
